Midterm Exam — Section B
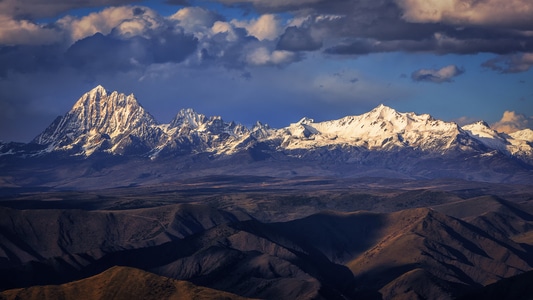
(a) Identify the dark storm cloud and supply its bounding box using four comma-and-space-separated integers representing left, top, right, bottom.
325, 35, 533, 56
277, 26, 322, 51
0, 0, 141, 20
165, 0, 191, 5
214, 0, 344, 14
0, 44, 64, 77
215, 0, 533, 58
65, 33, 140, 72
0, 28, 198, 76
0, 4, 301, 78
411, 65, 465, 84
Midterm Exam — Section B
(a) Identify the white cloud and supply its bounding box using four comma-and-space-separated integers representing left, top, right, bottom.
246, 47, 297, 66
492, 111, 533, 133
211, 21, 240, 42
170, 7, 221, 39
395, 0, 533, 27
411, 65, 464, 83
232, 14, 283, 41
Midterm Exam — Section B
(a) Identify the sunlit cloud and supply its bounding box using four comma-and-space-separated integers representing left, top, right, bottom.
492, 111, 533, 133
246, 47, 299, 66
0, 16, 63, 45
411, 65, 465, 83
231, 14, 283, 41
396, 0, 533, 27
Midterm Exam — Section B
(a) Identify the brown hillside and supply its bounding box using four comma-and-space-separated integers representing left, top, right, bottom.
0, 265, 251, 300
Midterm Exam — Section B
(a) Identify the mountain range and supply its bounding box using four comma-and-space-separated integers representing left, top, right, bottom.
1, 85, 531, 188
1, 86, 533, 299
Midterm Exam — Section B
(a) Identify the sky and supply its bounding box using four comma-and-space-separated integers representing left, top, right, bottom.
1, 0, 532, 142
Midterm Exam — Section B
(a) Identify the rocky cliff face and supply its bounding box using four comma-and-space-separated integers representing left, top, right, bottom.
32, 85, 162, 155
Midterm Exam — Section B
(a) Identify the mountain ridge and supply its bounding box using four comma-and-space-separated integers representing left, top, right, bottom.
22, 85, 533, 160
1, 85, 532, 187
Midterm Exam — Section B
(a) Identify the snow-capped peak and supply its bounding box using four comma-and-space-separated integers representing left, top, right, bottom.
462, 121, 509, 153
296, 117, 314, 125
506, 128, 533, 164
32, 85, 159, 156
510, 128, 533, 141
90, 84, 107, 96
367, 104, 402, 119
170, 108, 207, 129
25, 87, 533, 165
276, 104, 464, 151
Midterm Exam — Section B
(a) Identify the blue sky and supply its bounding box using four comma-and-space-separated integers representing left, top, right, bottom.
0, 0, 532, 142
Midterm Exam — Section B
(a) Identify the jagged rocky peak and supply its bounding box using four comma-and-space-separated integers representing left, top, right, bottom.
474, 120, 491, 128
169, 108, 207, 129
32, 85, 160, 155
87, 84, 107, 98
71, 85, 156, 130
20, 86, 533, 165
295, 117, 315, 125
462, 121, 500, 137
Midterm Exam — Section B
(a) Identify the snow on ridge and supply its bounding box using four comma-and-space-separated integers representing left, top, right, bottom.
462, 121, 510, 154
26, 86, 533, 162
276, 104, 464, 152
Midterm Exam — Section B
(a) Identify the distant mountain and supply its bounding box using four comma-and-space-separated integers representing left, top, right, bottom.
24, 85, 533, 160
1, 85, 532, 187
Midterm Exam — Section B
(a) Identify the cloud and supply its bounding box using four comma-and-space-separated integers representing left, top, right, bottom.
0, 16, 63, 45
212, 0, 533, 57
169, 6, 223, 38
222, 0, 533, 29
492, 111, 533, 133
0, 0, 141, 20
453, 116, 479, 126
213, 0, 326, 13
395, 0, 533, 28
231, 14, 283, 41
165, 0, 191, 5
246, 47, 300, 66
482, 52, 533, 73
0, 44, 65, 77
3, 0, 533, 60
0, 6, 165, 46
58, 6, 164, 44
411, 65, 465, 83
277, 26, 323, 51
0, 4, 307, 79
65, 28, 198, 73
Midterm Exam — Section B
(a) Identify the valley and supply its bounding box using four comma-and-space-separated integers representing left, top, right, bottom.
1, 176, 533, 299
